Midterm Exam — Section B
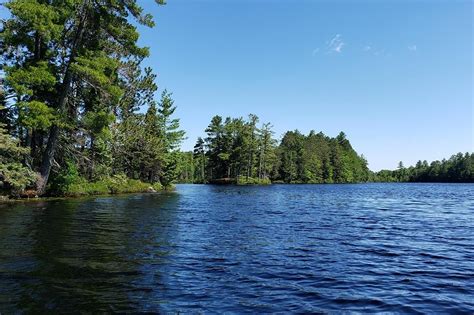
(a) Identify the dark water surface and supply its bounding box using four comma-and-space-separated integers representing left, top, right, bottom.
0, 183, 473, 313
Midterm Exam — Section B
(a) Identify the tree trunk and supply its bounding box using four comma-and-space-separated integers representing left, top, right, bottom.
37, 125, 59, 194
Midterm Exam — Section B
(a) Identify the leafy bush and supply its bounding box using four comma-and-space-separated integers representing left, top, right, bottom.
48, 162, 83, 196
0, 163, 37, 195
236, 176, 271, 185
103, 174, 128, 194
152, 182, 163, 191
49, 168, 162, 197
0, 120, 37, 196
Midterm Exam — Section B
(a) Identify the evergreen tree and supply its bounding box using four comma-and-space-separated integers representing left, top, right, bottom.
1, 0, 165, 194
374, 153, 473, 183
156, 90, 185, 186
193, 137, 206, 183
0, 114, 36, 194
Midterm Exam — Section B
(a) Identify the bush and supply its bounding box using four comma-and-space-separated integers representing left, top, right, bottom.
0, 163, 37, 195
152, 182, 163, 191
236, 176, 271, 185
0, 120, 37, 196
48, 162, 83, 196
49, 169, 163, 197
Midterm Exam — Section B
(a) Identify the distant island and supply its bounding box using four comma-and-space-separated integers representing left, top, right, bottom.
174, 115, 473, 185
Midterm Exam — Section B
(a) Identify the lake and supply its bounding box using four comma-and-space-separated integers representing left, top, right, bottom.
0, 183, 473, 313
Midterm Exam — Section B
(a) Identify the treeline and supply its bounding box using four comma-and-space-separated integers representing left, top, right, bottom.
176, 114, 370, 184
0, 1, 184, 197
374, 153, 473, 183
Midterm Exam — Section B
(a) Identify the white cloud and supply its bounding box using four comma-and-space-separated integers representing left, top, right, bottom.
327, 34, 345, 53
408, 45, 417, 51
362, 44, 388, 57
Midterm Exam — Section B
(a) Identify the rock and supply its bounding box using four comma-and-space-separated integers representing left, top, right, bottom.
147, 187, 157, 193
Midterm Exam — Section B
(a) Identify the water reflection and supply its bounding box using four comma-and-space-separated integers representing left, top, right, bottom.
0, 193, 180, 312
1, 184, 474, 313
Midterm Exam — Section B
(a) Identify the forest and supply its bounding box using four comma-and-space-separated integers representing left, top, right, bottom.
176, 114, 370, 184
0, 0, 185, 197
0, 1, 472, 199
176, 116, 473, 185
374, 153, 474, 183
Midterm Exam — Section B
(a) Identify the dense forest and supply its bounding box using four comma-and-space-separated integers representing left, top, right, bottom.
175, 114, 371, 184
374, 153, 474, 183
0, 0, 185, 197
175, 115, 473, 184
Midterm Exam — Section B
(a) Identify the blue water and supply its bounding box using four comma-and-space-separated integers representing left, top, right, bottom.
0, 183, 473, 313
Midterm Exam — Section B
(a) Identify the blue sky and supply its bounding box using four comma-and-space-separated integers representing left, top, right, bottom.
137, 0, 472, 171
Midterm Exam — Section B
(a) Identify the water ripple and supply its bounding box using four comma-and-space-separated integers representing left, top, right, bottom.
0, 183, 473, 313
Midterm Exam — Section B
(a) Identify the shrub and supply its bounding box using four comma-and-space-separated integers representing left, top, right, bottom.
0, 163, 37, 195
49, 167, 164, 197
48, 162, 83, 196
236, 176, 271, 185
0, 120, 37, 196
152, 182, 163, 191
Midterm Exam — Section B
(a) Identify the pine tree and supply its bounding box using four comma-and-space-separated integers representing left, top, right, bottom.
193, 137, 206, 183
0, 114, 36, 194
157, 90, 185, 186
1, 0, 164, 194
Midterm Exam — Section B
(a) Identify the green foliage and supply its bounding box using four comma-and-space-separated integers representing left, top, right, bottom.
0, 120, 36, 195
374, 153, 473, 183
48, 161, 82, 196
200, 114, 275, 182
102, 174, 149, 195
279, 130, 304, 183
111, 89, 184, 187
71, 52, 123, 102
0, 163, 37, 194
4, 0, 63, 41
152, 182, 163, 191
6, 62, 56, 96
1, 0, 166, 195
18, 101, 56, 130
160, 151, 181, 187
49, 166, 161, 197
193, 137, 206, 183
236, 176, 271, 185
158, 90, 186, 151
276, 129, 369, 184
0, 122, 29, 162
175, 151, 195, 183
155, 91, 185, 185
178, 115, 370, 185
83, 111, 115, 136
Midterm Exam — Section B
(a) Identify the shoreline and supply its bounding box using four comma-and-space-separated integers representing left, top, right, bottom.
0, 187, 175, 203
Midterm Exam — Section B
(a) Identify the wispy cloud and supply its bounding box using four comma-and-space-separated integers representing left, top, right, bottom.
408, 45, 417, 51
327, 34, 345, 53
312, 48, 320, 56
363, 44, 389, 57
